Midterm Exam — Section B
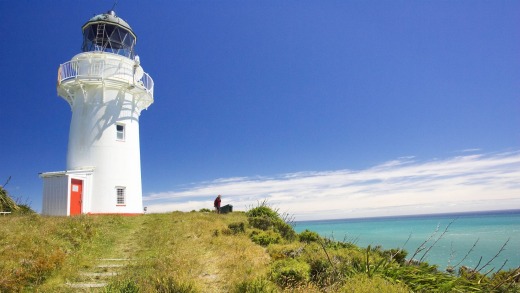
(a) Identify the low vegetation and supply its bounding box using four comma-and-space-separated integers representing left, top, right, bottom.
0, 182, 34, 215
0, 193, 518, 292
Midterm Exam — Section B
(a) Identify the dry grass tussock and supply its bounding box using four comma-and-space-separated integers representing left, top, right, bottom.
0, 215, 98, 291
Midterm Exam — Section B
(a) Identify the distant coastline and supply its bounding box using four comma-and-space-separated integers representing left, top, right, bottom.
295, 208, 520, 224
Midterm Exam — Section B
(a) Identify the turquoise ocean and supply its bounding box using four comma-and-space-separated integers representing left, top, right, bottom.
294, 209, 520, 272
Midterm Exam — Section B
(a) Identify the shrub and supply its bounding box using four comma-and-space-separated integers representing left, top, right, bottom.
299, 229, 321, 243
340, 274, 410, 293
221, 228, 233, 235
0, 186, 35, 214
322, 237, 356, 250
228, 222, 246, 234
275, 221, 297, 242
249, 216, 274, 231
491, 268, 520, 283
270, 258, 310, 288
13, 204, 35, 215
246, 201, 297, 242
489, 268, 520, 292
383, 248, 408, 265
458, 265, 482, 281
333, 249, 367, 277
199, 208, 212, 213
246, 201, 279, 219
0, 186, 18, 212
250, 230, 281, 246
309, 258, 335, 286
267, 243, 305, 260
383, 263, 464, 292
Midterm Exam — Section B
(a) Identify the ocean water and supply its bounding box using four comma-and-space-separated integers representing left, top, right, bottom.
295, 210, 520, 272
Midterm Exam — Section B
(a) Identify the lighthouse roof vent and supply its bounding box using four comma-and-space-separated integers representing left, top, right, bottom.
81, 10, 137, 58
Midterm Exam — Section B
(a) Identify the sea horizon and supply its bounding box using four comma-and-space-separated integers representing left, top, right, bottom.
294, 208, 520, 271
295, 208, 520, 224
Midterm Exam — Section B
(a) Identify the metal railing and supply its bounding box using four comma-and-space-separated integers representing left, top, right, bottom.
58, 59, 154, 96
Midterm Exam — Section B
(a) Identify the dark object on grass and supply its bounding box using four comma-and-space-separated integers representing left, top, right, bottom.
221, 204, 233, 214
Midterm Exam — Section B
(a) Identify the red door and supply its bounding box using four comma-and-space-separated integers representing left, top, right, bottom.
70, 179, 83, 215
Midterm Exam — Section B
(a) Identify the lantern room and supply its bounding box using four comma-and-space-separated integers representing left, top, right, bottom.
81, 10, 137, 58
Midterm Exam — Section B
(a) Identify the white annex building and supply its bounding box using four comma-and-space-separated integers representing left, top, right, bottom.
40, 11, 154, 216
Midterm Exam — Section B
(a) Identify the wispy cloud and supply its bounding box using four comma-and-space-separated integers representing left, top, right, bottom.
143, 151, 520, 220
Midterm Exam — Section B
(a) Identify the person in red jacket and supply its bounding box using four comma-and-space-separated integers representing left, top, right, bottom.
214, 194, 221, 214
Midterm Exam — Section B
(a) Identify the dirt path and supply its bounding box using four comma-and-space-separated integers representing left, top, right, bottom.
64, 216, 144, 291
59, 213, 268, 292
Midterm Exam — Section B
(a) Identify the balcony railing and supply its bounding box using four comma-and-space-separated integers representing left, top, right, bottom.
57, 58, 154, 96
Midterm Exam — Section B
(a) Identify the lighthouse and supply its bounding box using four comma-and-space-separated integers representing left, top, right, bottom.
40, 11, 154, 216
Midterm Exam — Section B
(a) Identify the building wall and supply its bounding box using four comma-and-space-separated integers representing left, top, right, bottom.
42, 175, 69, 216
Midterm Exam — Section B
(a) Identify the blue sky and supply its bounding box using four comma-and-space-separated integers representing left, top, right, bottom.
1, 1, 519, 220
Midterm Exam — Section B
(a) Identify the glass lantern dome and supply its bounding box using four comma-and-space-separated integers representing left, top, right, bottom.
81, 10, 137, 58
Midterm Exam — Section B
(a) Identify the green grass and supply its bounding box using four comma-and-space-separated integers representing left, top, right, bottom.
1, 206, 519, 292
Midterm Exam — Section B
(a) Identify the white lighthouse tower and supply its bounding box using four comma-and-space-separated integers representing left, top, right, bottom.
41, 11, 153, 216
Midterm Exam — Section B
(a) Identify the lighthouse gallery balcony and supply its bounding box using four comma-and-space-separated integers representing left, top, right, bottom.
57, 52, 154, 109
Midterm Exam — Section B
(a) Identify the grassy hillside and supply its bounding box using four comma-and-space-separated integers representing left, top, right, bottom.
0, 211, 270, 292
0, 205, 519, 292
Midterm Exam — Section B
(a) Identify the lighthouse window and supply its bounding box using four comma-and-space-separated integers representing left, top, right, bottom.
116, 187, 126, 205
116, 124, 125, 141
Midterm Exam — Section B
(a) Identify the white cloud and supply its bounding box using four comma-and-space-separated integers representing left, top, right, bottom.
143, 151, 520, 220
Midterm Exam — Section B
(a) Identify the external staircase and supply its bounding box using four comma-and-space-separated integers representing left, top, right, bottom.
65, 258, 131, 290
